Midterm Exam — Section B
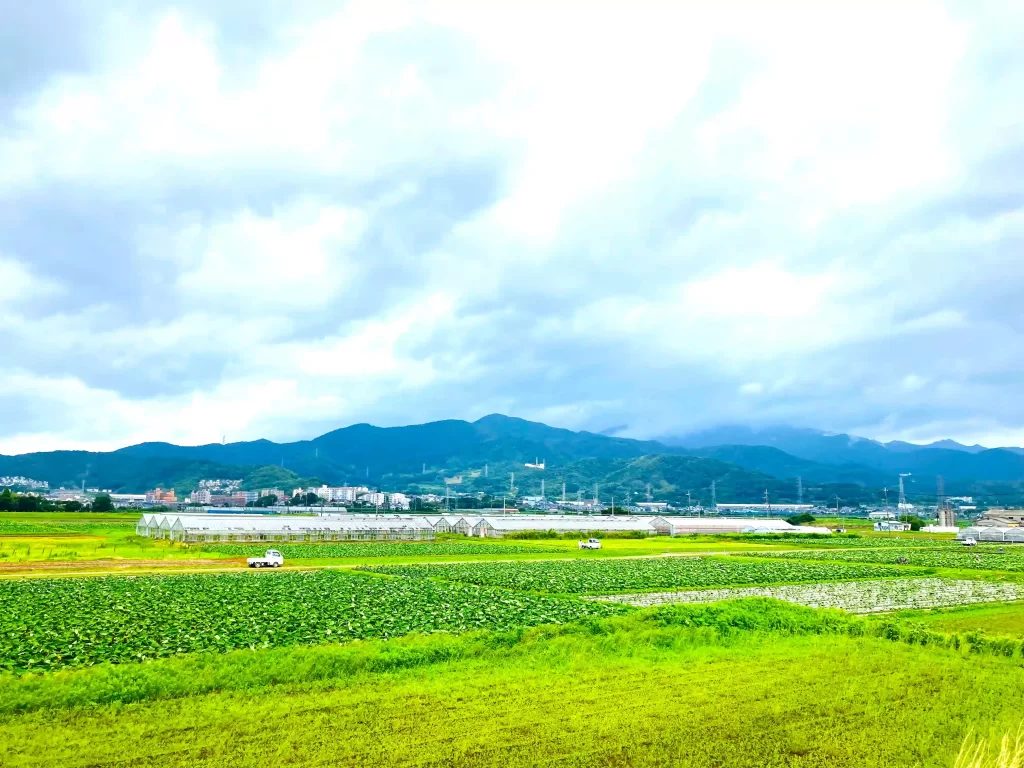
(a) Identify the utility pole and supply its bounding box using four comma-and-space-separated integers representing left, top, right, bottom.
764, 488, 771, 518
835, 495, 840, 515
899, 473, 911, 522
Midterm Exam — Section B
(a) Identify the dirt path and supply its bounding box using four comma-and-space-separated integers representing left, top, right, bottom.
0, 558, 241, 572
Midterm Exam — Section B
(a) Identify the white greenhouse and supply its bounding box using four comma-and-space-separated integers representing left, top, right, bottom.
139, 513, 436, 543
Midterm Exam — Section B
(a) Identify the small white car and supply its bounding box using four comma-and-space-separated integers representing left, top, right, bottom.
961, 538, 978, 547
247, 549, 285, 568
578, 538, 602, 550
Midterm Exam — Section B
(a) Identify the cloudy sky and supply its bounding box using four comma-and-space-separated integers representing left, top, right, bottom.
2, 0, 1023, 454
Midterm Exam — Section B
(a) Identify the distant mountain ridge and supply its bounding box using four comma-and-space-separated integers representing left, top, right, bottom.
2, 415, 1024, 500
665, 425, 1024, 482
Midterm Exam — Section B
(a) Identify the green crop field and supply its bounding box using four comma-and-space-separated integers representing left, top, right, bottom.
2, 601, 1023, 767
742, 547, 1024, 572
2, 512, 1020, 768
0, 569, 624, 673
195, 541, 565, 558
361, 556, 930, 595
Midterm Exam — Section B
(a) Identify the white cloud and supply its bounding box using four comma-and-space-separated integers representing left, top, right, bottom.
0, 256, 63, 301
174, 201, 366, 309
0, 0, 1023, 451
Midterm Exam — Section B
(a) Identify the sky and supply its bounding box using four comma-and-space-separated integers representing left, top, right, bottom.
2, 0, 1023, 454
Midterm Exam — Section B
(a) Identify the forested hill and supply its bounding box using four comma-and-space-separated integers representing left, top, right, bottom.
3, 414, 1023, 503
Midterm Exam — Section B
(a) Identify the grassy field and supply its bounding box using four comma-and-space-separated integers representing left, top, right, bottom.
2, 603, 1023, 767
892, 602, 1024, 638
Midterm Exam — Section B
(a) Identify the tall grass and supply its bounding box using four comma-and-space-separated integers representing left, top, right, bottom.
955, 724, 1024, 768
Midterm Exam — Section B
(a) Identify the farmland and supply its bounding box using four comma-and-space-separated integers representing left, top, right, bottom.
4, 511, 1024, 768
0, 569, 624, 673
744, 547, 1024, 572
590, 578, 1024, 613
196, 541, 565, 559
890, 601, 1024, 638
4, 602, 1024, 767
361, 556, 930, 595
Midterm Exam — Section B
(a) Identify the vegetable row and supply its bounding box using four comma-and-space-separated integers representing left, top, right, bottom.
743, 548, 1024, 572
360, 557, 930, 595
0, 570, 623, 674
589, 578, 1024, 614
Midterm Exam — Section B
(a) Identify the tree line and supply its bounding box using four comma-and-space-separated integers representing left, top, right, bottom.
0, 489, 115, 513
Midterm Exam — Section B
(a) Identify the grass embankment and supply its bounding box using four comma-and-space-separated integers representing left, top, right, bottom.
2, 601, 1023, 767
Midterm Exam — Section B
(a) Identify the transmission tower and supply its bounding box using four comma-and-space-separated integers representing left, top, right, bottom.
540, 479, 545, 499
711, 480, 716, 509
593, 483, 599, 504
645, 483, 652, 503
484, 463, 488, 478
937, 475, 945, 509
796, 476, 803, 505
509, 472, 517, 498
562, 482, 566, 502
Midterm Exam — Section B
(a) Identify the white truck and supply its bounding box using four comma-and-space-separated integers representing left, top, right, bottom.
247, 549, 284, 568
961, 537, 978, 547
578, 538, 602, 550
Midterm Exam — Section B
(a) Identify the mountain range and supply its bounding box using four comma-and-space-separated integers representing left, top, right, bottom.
2, 415, 1023, 505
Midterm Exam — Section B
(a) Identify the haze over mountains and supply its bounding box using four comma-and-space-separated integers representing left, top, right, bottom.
2, 415, 1024, 506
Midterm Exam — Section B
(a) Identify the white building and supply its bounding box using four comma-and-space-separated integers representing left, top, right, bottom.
190, 489, 212, 504
389, 493, 411, 510
874, 520, 912, 532
110, 493, 147, 508
361, 491, 387, 507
